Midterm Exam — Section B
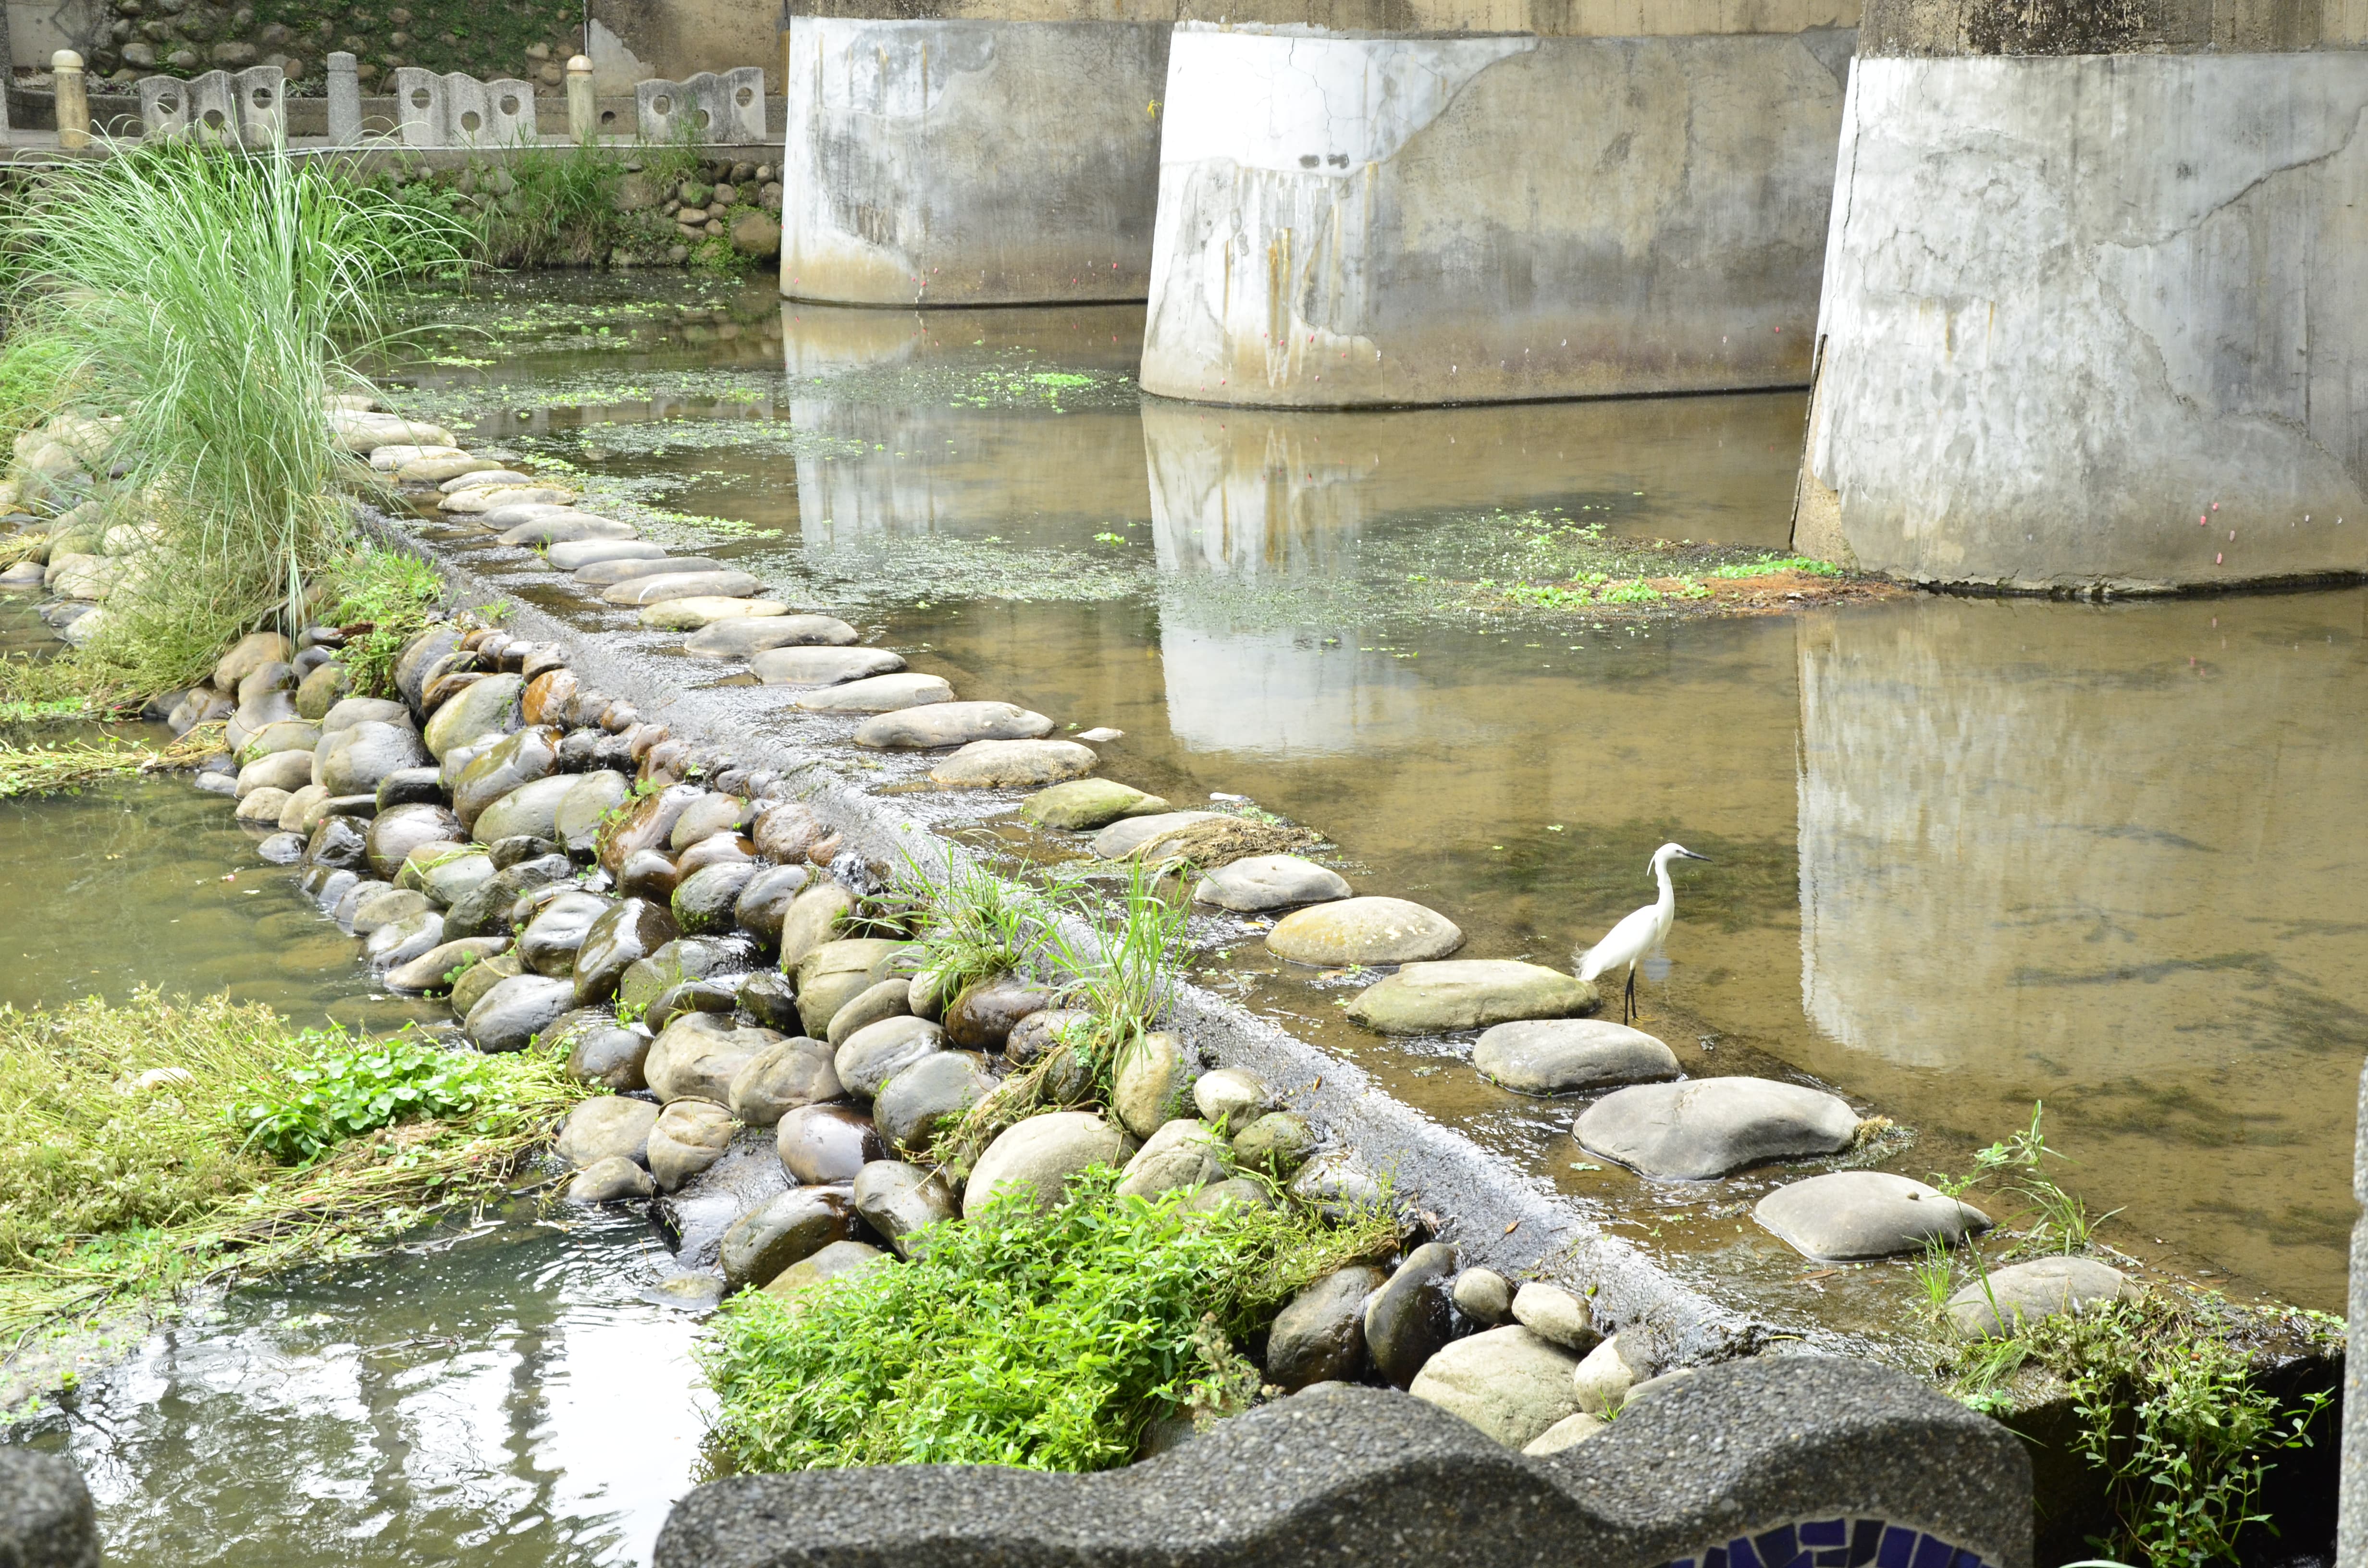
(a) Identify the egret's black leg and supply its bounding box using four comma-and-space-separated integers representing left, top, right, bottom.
1625, 968, 1637, 1025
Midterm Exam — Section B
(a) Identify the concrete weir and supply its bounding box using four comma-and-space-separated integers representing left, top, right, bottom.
1138, 23, 1853, 406
778, 15, 1170, 305
1795, 2, 2368, 591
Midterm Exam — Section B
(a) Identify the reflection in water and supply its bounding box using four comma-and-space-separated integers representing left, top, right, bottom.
1794, 598, 2368, 1298
782, 305, 1150, 547
18, 1211, 699, 1568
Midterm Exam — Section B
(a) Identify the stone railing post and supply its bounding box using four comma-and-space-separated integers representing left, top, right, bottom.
567, 54, 596, 142
52, 50, 90, 149
2342, 1054, 2367, 1568
326, 51, 361, 145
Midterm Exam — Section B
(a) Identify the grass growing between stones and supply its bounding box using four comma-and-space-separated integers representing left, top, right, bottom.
698, 1169, 1396, 1473
323, 542, 446, 698
0, 991, 587, 1358
1917, 1107, 2339, 1568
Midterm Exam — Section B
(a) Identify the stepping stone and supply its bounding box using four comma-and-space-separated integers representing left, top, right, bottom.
602, 570, 763, 605
1754, 1171, 1991, 1261
476, 502, 569, 530
499, 510, 637, 545
367, 442, 466, 470
1023, 779, 1169, 830
548, 538, 667, 570
851, 700, 1053, 749
1266, 896, 1464, 966
443, 484, 577, 513
1472, 1019, 1680, 1094
1574, 1077, 1859, 1180
439, 468, 534, 492
395, 455, 500, 483
684, 614, 859, 658
928, 739, 1098, 789
1192, 854, 1350, 912
1089, 810, 1225, 858
793, 673, 956, 714
1347, 960, 1591, 1034
1945, 1256, 2137, 1338
751, 646, 906, 686
641, 598, 789, 630
575, 555, 725, 585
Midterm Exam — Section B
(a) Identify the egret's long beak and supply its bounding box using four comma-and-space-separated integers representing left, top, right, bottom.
1678, 850, 1712, 862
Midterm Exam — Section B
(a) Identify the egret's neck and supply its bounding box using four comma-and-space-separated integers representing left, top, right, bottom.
1653, 856, 1677, 915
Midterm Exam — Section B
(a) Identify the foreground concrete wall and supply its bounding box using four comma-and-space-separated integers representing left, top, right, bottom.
1796, 50, 2368, 590
786, 0, 1859, 33
1139, 25, 1850, 407
779, 16, 1169, 305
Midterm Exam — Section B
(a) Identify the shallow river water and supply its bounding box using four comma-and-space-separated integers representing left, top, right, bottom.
4, 272, 2359, 1563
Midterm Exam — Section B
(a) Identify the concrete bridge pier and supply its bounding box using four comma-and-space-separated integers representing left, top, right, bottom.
778, 15, 1170, 305
1138, 21, 1854, 407
1795, 0, 2368, 592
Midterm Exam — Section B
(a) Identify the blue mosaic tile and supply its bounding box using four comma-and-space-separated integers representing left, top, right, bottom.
1650, 1518, 1998, 1568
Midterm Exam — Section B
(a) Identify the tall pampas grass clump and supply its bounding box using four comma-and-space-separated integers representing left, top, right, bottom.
2, 136, 468, 688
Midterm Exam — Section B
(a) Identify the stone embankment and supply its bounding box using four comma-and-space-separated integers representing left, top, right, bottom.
0, 407, 2142, 1465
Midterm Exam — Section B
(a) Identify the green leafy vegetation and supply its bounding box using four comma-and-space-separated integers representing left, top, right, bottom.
699, 1168, 1397, 1472
233, 1034, 513, 1163
0, 991, 587, 1346
1919, 1107, 2336, 1568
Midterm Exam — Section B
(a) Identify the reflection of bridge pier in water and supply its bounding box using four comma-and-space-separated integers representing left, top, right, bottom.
778, 303, 1151, 548
1790, 596, 2368, 1303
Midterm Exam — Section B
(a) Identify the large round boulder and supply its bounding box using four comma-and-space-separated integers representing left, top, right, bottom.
1347, 960, 1594, 1035
1266, 897, 1465, 966
553, 770, 630, 856
647, 1099, 739, 1191
1755, 1171, 1991, 1261
1473, 1019, 1679, 1094
851, 1160, 959, 1259
673, 861, 759, 935
1574, 1077, 1860, 1180
727, 1036, 843, 1126
516, 890, 616, 978
463, 974, 579, 1053
833, 1015, 946, 1101
776, 1103, 884, 1184
365, 802, 464, 881
873, 1051, 996, 1155
470, 772, 580, 848
646, 1012, 779, 1106
1365, 1242, 1457, 1388
556, 1097, 661, 1167
572, 897, 680, 1004
1265, 1265, 1384, 1391
850, 700, 1053, 749
720, 1186, 858, 1291
316, 719, 429, 798
450, 724, 560, 830
1406, 1326, 1584, 1449
421, 672, 524, 760
961, 1111, 1135, 1218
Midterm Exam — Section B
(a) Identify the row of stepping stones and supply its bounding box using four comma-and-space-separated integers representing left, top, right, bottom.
375, 429, 2142, 1318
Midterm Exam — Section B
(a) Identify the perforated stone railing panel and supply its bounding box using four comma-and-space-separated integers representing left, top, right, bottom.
391, 69, 539, 148
635, 67, 765, 144
137, 67, 284, 144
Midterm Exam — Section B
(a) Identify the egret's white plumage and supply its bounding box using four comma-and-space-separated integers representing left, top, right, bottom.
1578, 842, 1710, 1023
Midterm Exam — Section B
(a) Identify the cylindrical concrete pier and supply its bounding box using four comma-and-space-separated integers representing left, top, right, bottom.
1138, 23, 1853, 407
1795, 0, 2368, 591
778, 16, 1171, 306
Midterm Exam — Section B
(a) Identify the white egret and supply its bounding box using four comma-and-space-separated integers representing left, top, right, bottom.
1577, 842, 1711, 1024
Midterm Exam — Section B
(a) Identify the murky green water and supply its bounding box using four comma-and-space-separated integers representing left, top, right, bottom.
4, 270, 2358, 1565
